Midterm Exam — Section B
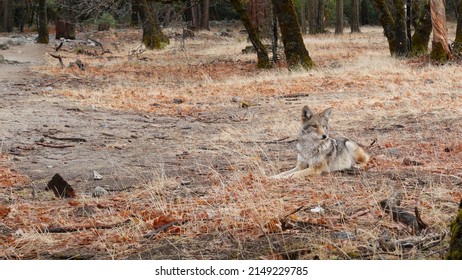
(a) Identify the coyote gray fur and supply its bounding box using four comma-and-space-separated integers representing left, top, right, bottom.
272, 105, 369, 179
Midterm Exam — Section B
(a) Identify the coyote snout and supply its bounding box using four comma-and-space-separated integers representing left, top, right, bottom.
271, 105, 370, 179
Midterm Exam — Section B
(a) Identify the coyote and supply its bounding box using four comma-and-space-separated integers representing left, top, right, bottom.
272, 105, 369, 179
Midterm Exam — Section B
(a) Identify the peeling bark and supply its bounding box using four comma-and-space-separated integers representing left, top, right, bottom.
430, 0, 451, 62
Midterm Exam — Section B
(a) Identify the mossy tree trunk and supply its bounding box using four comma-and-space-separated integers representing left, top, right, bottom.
37, 0, 49, 44
271, 0, 315, 70
447, 203, 462, 260
430, 0, 451, 62
411, 1, 432, 56
230, 0, 271, 69
374, 0, 397, 55
335, 0, 344, 35
134, 0, 169, 50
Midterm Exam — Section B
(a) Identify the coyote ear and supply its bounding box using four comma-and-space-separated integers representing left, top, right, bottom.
323, 107, 333, 119
301, 105, 313, 122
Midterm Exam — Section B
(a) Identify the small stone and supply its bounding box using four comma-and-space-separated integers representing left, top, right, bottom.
332, 231, 355, 240
93, 170, 103, 180
92, 186, 109, 197
310, 206, 324, 213
231, 96, 241, 103
173, 98, 184, 104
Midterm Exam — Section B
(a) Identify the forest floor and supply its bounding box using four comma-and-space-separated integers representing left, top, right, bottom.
1, 24, 461, 260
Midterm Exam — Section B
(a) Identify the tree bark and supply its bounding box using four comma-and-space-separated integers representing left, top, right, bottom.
411, 1, 432, 56
2, 0, 14, 32
308, 0, 319, 34
271, 0, 315, 70
135, 0, 169, 49
430, 0, 451, 62
374, 0, 397, 55
394, 0, 408, 56
201, 0, 210, 30
317, 0, 325, 33
37, 0, 49, 44
230, 0, 271, 69
455, 0, 462, 44
351, 0, 361, 32
131, 0, 140, 26
335, 0, 344, 34
191, 0, 199, 29
300, 0, 307, 33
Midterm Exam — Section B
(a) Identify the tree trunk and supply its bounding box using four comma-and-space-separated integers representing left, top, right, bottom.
351, 0, 361, 32
2, 0, 14, 32
191, 0, 199, 29
430, 0, 451, 62
230, 0, 271, 69
455, 0, 462, 44
271, 0, 315, 70
361, 0, 370, 25
374, 0, 397, 55
300, 0, 307, 34
317, 0, 325, 33
446, 206, 462, 260
131, 0, 140, 26
335, 0, 344, 34
135, 0, 169, 49
308, 0, 319, 34
411, 1, 432, 56
37, 0, 49, 44
394, 0, 408, 56
201, 0, 210, 30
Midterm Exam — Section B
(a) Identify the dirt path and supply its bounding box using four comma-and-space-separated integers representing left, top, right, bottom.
0, 36, 243, 195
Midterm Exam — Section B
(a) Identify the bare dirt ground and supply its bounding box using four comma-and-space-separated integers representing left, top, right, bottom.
1, 25, 462, 260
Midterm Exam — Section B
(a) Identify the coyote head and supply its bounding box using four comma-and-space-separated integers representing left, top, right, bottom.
299, 106, 333, 141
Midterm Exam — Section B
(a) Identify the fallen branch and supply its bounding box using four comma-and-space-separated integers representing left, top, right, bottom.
143, 221, 179, 239
379, 232, 446, 251
43, 134, 87, 142
88, 38, 111, 55
55, 42, 63, 52
36, 141, 74, 148
49, 53, 64, 68
379, 194, 427, 234
40, 219, 131, 233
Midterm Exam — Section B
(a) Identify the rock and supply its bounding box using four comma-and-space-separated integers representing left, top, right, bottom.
173, 98, 184, 104
0, 43, 9, 50
332, 231, 355, 240
0, 55, 4, 63
93, 170, 103, 180
92, 186, 109, 198
310, 206, 324, 213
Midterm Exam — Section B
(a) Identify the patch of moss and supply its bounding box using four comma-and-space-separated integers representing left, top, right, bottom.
447, 209, 462, 260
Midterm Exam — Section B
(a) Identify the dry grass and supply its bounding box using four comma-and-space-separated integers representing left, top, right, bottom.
1, 25, 462, 259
